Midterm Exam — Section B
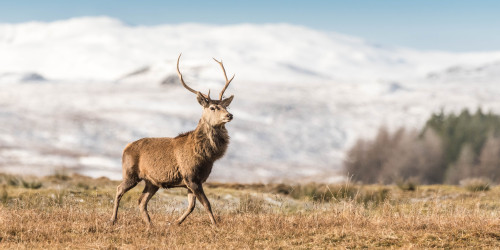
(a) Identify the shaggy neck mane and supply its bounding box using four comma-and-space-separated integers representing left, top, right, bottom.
189, 119, 229, 161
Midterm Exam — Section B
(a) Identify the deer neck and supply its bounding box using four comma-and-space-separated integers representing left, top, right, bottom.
191, 119, 229, 161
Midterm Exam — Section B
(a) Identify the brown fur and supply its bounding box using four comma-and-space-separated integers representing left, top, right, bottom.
110, 94, 234, 226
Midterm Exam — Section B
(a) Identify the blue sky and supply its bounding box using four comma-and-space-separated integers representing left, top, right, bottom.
0, 0, 499, 51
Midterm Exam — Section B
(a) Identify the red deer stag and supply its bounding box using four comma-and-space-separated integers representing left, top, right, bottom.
110, 54, 235, 226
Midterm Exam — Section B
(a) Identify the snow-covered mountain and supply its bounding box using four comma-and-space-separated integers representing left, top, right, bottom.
1, 17, 500, 182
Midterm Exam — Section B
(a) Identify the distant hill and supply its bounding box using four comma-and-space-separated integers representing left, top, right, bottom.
0, 17, 500, 182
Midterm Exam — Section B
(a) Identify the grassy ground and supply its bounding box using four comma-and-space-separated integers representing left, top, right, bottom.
1, 174, 500, 249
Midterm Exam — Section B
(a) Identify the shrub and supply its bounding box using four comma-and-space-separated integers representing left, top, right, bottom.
238, 194, 266, 213
53, 169, 71, 181
21, 179, 43, 189
0, 174, 21, 187
76, 182, 90, 190
0, 175, 42, 189
460, 178, 491, 192
356, 187, 390, 206
396, 178, 418, 191
287, 183, 358, 202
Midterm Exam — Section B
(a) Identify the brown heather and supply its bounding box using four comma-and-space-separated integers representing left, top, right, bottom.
1, 174, 500, 249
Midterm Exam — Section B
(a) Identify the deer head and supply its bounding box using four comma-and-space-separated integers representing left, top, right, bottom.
177, 54, 234, 126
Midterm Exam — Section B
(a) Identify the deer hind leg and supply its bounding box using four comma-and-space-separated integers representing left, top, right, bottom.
188, 182, 216, 226
110, 178, 139, 225
138, 181, 159, 227
175, 190, 196, 225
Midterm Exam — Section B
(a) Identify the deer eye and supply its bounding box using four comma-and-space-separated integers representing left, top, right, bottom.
210, 107, 215, 111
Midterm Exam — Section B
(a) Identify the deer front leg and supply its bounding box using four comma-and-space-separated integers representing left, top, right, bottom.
175, 190, 196, 225
187, 182, 216, 226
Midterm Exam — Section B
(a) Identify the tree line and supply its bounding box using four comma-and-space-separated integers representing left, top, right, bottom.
344, 109, 500, 184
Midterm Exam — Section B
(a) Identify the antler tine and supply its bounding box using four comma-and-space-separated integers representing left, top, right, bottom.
213, 58, 235, 100
177, 54, 209, 99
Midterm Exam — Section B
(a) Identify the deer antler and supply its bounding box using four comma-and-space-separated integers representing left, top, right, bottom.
177, 54, 210, 100
213, 58, 235, 100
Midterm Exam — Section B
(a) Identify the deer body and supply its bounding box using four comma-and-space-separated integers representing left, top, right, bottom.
123, 121, 229, 187
111, 54, 235, 226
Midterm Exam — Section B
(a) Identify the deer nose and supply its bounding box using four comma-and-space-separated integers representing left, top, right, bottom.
227, 113, 233, 120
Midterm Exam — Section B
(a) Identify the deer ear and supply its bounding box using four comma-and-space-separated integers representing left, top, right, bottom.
220, 95, 234, 107
197, 92, 209, 108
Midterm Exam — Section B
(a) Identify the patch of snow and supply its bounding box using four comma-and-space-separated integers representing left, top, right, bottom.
79, 156, 120, 170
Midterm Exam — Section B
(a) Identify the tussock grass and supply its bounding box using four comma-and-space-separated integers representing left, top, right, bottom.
461, 177, 491, 192
0, 174, 42, 189
207, 182, 391, 205
0, 174, 499, 248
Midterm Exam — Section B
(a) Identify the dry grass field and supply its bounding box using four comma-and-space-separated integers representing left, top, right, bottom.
1, 173, 500, 249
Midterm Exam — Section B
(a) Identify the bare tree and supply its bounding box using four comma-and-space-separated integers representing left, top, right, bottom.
446, 144, 475, 184
346, 127, 445, 184
381, 128, 444, 184
477, 135, 500, 181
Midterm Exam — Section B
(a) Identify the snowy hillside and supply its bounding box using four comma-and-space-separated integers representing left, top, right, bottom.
1, 17, 500, 182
